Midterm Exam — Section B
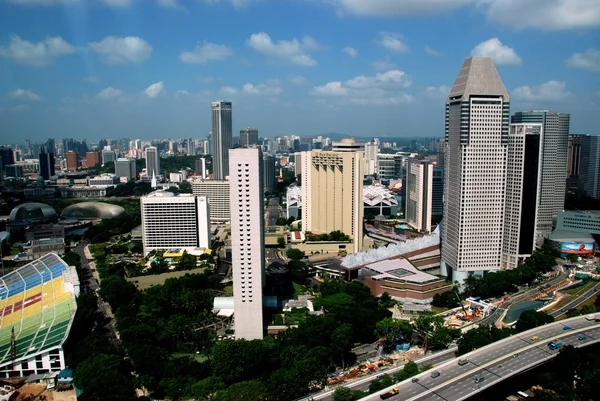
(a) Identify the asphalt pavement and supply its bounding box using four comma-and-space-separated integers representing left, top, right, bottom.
550, 281, 600, 317
266, 196, 282, 227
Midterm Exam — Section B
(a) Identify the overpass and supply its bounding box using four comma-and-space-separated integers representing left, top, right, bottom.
365, 315, 600, 401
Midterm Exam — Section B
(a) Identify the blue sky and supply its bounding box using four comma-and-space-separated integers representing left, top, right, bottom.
0, 0, 599, 142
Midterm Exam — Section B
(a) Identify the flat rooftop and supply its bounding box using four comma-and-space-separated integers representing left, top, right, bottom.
363, 258, 440, 283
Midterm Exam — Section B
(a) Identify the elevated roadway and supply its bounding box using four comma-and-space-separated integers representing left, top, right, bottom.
366, 315, 599, 401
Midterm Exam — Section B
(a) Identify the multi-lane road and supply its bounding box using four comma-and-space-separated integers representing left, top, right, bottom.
550, 281, 600, 318
365, 316, 600, 401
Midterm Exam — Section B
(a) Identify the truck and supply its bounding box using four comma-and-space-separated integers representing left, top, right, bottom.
548, 341, 563, 350
380, 388, 399, 399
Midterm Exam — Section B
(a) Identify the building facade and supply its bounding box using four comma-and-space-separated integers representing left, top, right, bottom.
140, 192, 211, 256
556, 210, 600, 235
567, 135, 583, 191
65, 151, 79, 171
115, 158, 136, 181
378, 154, 403, 180
39, 147, 55, 180
406, 158, 433, 233
191, 179, 230, 222
211, 101, 233, 180
239, 128, 259, 146
145, 146, 160, 177
263, 155, 276, 193
441, 56, 510, 282
301, 149, 364, 254
502, 123, 544, 270
101, 149, 116, 165
86, 151, 100, 168
431, 166, 443, 217
229, 146, 265, 340
579, 134, 600, 199
511, 110, 570, 237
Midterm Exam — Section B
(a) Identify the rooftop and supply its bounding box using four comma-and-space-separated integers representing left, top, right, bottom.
363, 258, 440, 283
448, 56, 509, 102
548, 229, 595, 242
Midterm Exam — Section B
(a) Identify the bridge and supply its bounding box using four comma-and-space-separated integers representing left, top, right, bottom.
364, 315, 599, 401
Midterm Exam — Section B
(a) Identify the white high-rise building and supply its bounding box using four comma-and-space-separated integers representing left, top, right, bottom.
191, 179, 230, 222
211, 101, 232, 179
301, 149, 364, 254
101, 149, 116, 166
140, 192, 211, 256
502, 124, 544, 270
229, 146, 265, 340
364, 141, 380, 176
114, 158, 136, 181
406, 158, 433, 233
145, 146, 160, 177
441, 56, 510, 283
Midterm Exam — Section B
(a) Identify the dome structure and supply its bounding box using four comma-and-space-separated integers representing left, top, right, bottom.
60, 202, 125, 220
9, 203, 58, 223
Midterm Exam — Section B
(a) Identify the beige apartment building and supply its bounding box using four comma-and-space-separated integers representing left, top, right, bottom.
301, 149, 364, 254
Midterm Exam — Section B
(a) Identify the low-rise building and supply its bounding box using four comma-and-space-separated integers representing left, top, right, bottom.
25, 224, 65, 241
556, 210, 600, 235
88, 174, 119, 188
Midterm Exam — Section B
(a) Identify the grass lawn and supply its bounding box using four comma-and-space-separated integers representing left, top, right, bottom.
431, 306, 450, 314
223, 285, 233, 295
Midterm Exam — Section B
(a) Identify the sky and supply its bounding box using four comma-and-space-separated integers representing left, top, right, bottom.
0, 0, 599, 143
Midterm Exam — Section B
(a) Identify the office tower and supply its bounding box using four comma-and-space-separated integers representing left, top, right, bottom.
191, 179, 230, 222
65, 151, 79, 171
437, 138, 445, 170
377, 154, 403, 180
102, 149, 116, 165
294, 152, 303, 178
511, 110, 570, 237
195, 158, 207, 178
229, 146, 265, 340
38, 147, 55, 180
186, 137, 195, 156
567, 135, 583, 191
263, 155, 276, 193
202, 139, 210, 155
332, 138, 365, 153
140, 192, 211, 256
301, 149, 364, 254
431, 166, 443, 218
211, 101, 233, 179
46, 138, 55, 155
579, 134, 600, 199
364, 141, 379, 176
0, 146, 15, 175
86, 151, 100, 168
115, 158, 137, 181
240, 128, 259, 146
441, 56, 509, 282
406, 158, 433, 233
145, 146, 160, 177
502, 124, 544, 270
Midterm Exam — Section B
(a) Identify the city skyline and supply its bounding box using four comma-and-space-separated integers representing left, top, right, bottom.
0, 1, 598, 141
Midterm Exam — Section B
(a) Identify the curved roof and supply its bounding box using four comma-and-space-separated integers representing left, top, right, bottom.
60, 201, 125, 220
9, 202, 58, 223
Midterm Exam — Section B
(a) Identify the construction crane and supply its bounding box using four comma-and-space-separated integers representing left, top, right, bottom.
453, 289, 470, 319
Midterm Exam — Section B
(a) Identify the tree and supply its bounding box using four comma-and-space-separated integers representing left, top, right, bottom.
177, 251, 196, 271
516, 310, 554, 332
332, 387, 366, 401
374, 317, 413, 350
565, 308, 581, 318
432, 291, 460, 308
456, 325, 494, 356
379, 292, 395, 308
227, 380, 267, 401
277, 236, 286, 247
211, 340, 270, 384
74, 354, 135, 401
276, 217, 289, 226
286, 248, 305, 260
580, 304, 597, 315
98, 276, 137, 312
331, 323, 354, 370
368, 374, 394, 393
287, 260, 310, 284
566, 253, 579, 263
394, 361, 420, 382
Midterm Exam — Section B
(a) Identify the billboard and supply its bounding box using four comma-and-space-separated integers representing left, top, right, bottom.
561, 242, 595, 255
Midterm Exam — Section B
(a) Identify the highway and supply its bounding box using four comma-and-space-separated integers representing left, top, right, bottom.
366, 316, 600, 401
550, 281, 600, 318
265, 196, 282, 227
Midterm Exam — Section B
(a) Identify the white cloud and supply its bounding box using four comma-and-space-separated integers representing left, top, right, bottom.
423, 85, 450, 99
246, 32, 322, 66
144, 81, 166, 99
220, 86, 238, 96
325, 0, 475, 16
311, 69, 413, 104
89, 36, 152, 65
372, 56, 397, 71
375, 32, 409, 54
512, 80, 571, 102
156, 0, 186, 11
343, 46, 358, 57
424, 46, 442, 56
483, 0, 600, 31
9, 89, 42, 101
471, 38, 522, 66
0, 35, 75, 66
96, 87, 125, 100
103, 0, 131, 7
242, 81, 283, 96
566, 48, 600, 73
288, 75, 307, 85
180, 42, 233, 64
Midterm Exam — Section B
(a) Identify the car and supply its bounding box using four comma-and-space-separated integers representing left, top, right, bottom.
531, 335, 539, 341
431, 371, 441, 378
563, 326, 572, 331
412, 378, 419, 383
512, 353, 519, 358
586, 315, 596, 321
578, 335, 586, 340
474, 376, 485, 384
595, 319, 600, 322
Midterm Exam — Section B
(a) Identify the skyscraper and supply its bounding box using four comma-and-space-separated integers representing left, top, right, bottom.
579, 134, 600, 199
86, 151, 100, 168
115, 158, 137, 181
406, 158, 433, 233
229, 146, 265, 340
431, 166, 443, 218
511, 110, 570, 237
502, 124, 544, 270
567, 135, 583, 191
102, 148, 116, 165
0, 147, 15, 174
38, 147, 55, 180
263, 155, 276, 193
441, 56, 510, 282
239, 128, 259, 146
191, 179, 230, 222
301, 149, 364, 254
145, 146, 160, 177
65, 151, 79, 171
211, 101, 233, 179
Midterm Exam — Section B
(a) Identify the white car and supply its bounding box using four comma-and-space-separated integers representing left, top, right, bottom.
586, 315, 596, 321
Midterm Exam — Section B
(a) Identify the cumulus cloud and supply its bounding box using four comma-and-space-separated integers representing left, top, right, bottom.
218, 79, 283, 97
288, 75, 307, 85
9, 89, 42, 101
565, 48, 600, 73
375, 32, 409, 53
0, 35, 75, 66
180, 42, 234, 64
89, 36, 152, 65
343, 46, 358, 57
144, 81, 166, 98
424, 46, 442, 56
512, 80, 571, 102
311, 69, 413, 104
325, 0, 474, 16
96, 87, 126, 100
372, 56, 398, 71
423, 85, 450, 99
246, 32, 322, 66
220, 86, 238, 96
471, 38, 522, 66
